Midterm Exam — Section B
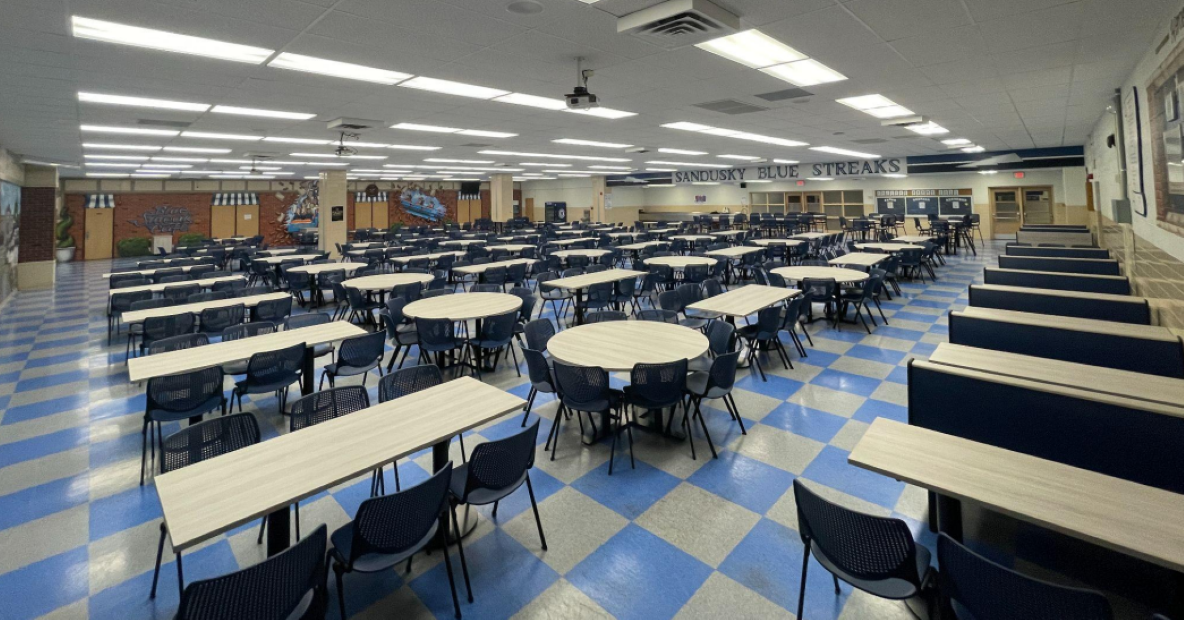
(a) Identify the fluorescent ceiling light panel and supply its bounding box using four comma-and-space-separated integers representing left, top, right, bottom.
718, 154, 761, 160
70, 16, 274, 64
151, 157, 207, 162
695, 30, 806, 69
942, 138, 972, 146
457, 130, 517, 138
479, 150, 630, 162
806, 177, 833, 181
658, 148, 707, 155
882, 173, 907, 178
86, 162, 140, 168
978, 170, 997, 175
553, 139, 632, 148
141, 164, 191, 169
760, 59, 846, 87
83, 143, 160, 151
700, 127, 742, 137
773, 159, 799, 164
520, 162, 566, 167
78, 92, 209, 112
388, 144, 441, 151
181, 131, 262, 141
662, 122, 714, 131
212, 105, 314, 120
588, 165, 632, 170
836, 95, 897, 111
209, 159, 253, 164
565, 107, 637, 119
961, 146, 985, 153
84, 154, 148, 161
86, 173, 129, 178
399, 77, 508, 99
559, 174, 591, 178
425, 159, 493, 164
162, 146, 230, 153
391, 123, 460, 133
645, 184, 673, 188
291, 153, 340, 158
262, 137, 330, 145
646, 168, 676, 172
342, 155, 388, 160
132, 173, 173, 178
493, 93, 568, 110
646, 160, 732, 168
347, 142, 389, 148
81, 124, 178, 136
864, 105, 914, 119
239, 166, 281, 171
268, 53, 410, 85
746, 180, 772, 183
809, 146, 879, 158
905, 121, 948, 135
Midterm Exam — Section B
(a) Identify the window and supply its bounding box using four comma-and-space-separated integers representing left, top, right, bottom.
749, 191, 786, 213
822, 189, 866, 219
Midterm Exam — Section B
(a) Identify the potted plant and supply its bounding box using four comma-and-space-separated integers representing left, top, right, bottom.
54, 204, 75, 262
116, 236, 153, 257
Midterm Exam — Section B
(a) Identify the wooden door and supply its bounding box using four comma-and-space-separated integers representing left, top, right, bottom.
458, 199, 471, 223
1022, 187, 1053, 225
525, 198, 535, 221
236, 204, 259, 237
84, 208, 113, 260
804, 193, 823, 213
211, 205, 237, 239
371, 202, 388, 229
990, 188, 1022, 238
354, 203, 372, 229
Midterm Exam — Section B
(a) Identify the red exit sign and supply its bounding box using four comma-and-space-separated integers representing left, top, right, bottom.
1013, 172, 1025, 179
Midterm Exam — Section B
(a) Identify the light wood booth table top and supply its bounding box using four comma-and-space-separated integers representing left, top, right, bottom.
485, 244, 534, 253
256, 248, 299, 256
771, 266, 870, 284
849, 418, 1184, 573
286, 262, 366, 276
617, 241, 666, 252
687, 284, 799, 318
954, 307, 1178, 342
645, 256, 716, 269
547, 321, 709, 372
548, 238, 592, 247
156, 377, 526, 553
255, 254, 321, 265
104, 265, 198, 279
705, 246, 765, 259
553, 249, 612, 259
343, 273, 434, 292
554, 230, 591, 236
452, 258, 536, 276
543, 268, 646, 291
403, 292, 522, 321
855, 243, 920, 252
987, 266, 1129, 283
110, 275, 246, 297
971, 284, 1143, 305
928, 343, 1184, 413
792, 232, 829, 240
748, 238, 804, 247
828, 252, 889, 268
709, 230, 746, 238
892, 235, 933, 243
121, 292, 289, 324
390, 251, 465, 264
127, 321, 366, 383
606, 232, 636, 239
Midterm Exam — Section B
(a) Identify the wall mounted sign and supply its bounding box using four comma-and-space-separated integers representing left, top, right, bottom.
874, 196, 905, 215
331, 205, 344, 222
940, 196, 973, 216
874, 189, 972, 217
130, 205, 193, 234
906, 196, 938, 215
673, 158, 906, 185
695, 195, 707, 203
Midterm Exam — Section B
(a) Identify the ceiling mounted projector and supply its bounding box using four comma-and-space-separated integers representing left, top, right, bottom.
566, 57, 600, 110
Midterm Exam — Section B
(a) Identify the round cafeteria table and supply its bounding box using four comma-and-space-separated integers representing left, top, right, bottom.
344, 273, 434, 303
770, 266, 869, 285
644, 255, 715, 270
547, 321, 708, 373
748, 238, 804, 247
552, 249, 612, 264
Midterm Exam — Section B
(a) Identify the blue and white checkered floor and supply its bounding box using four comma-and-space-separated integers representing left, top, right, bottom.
0, 243, 997, 620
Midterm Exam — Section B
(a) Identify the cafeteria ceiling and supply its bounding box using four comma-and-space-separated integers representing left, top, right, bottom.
0, 0, 1173, 178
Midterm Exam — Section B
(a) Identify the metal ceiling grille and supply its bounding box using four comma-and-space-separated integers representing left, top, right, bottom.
692, 99, 768, 115
754, 87, 814, 102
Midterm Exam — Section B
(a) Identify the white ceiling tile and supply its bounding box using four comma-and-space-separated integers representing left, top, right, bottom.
845, 0, 971, 42
977, 2, 1084, 54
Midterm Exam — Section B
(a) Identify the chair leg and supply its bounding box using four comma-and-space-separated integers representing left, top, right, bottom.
725, 393, 747, 435
693, 398, 718, 459
139, 418, 150, 486
449, 503, 473, 603
797, 540, 811, 619
175, 552, 184, 597
833, 574, 841, 594
150, 523, 167, 598
333, 563, 348, 620
521, 388, 536, 427
525, 474, 548, 550
608, 413, 618, 475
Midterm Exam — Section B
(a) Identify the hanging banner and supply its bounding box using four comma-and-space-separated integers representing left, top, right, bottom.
673, 158, 906, 185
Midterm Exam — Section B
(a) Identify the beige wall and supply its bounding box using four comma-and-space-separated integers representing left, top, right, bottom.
0, 146, 24, 186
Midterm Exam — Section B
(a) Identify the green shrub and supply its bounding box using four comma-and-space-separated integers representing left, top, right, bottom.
55, 206, 74, 249
177, 233, 205, 247
116, 237, 152, 257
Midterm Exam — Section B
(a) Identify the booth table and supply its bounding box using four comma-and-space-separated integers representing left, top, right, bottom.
828, 252, 889, 269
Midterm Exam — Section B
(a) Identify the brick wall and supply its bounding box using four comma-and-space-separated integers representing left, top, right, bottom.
18, 187, 55, 262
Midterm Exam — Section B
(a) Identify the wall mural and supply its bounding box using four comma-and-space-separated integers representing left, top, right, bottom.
281, 180, 319, 233
129, 205, 194, 234
399, 187, 446, 222
1148, 27, 1184, 236
0, 180, 20, 300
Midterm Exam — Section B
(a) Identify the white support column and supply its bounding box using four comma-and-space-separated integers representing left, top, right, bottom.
318, 170, 348, 258
489, 174, 515, 223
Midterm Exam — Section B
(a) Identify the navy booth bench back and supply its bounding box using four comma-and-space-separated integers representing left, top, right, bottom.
982, 268, 1131, 295
967, 286, 1151, 325
1005, 245, 1110, 259
997, 256, 1121, 276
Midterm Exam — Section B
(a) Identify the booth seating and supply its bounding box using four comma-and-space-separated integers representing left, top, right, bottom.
1015, 229, 1094, 247
1019, 224, 1089, 230
1006, 244, 1110, 259
983, 267, 1131, 295
948, 307, 1184, 377
908, 358, 1184, 495
997, 255, 1121, 276
968, 284, 1151, 325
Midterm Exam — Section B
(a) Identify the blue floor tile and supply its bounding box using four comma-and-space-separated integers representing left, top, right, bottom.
0, 474, 90, 531
844, 344, 906, 365
809, 369, 882, 397
571, 458, 681, 520
687, 450, 793, 514
852, 399, 908, 424
0, 546, 89, 620
761, 403, 847, 443
89, 485, 162, 541
801, 446, 905, 509
0, 426, 89, 469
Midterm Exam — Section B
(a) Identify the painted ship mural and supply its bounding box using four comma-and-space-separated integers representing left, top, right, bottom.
400, 188, 446, 223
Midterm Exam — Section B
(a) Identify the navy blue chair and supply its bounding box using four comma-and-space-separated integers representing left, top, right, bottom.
377, 365, 465, 487
381, 298, 420, 371
686, 350, 742, 455
145, 332, 208, 356
253, 296, 293, 324
220, 322, 276, 375
231, 343, 306, 415
738, 305, 791, 381
319, 331, 385, 388
198, 304, 244, 336
523, 318, 556, 352
551, 361, 626, 472
416, 317, 468, 369
138, 313, 196, 357
140, 364, 227, 484
468, 311, 520, 378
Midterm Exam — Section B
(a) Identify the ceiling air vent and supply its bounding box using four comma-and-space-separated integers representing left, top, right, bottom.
755, 87, 814, 102
137, 119, 191, 128
693, 99, 767, 115
617, 0, 740, 50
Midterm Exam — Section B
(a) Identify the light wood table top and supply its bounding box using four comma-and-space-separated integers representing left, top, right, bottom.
970, 284, 1143, 305
954, 307, 1177, 342
344, 273, 434, 292
705, 246, 765, 258
855, 243, 921, 252
792, 232, 829, 240
109, 275, 245, 297
709, 230, 746, 237
256, 248, 299, 256
485, 244, 534, 253
849, 418, 1184, 573
1002, 255, 1118, 265
548, 238, 592, 247
452, 258, 536, 276
687, 284, 799, 318
347, 246, 408, 256
771, 266, 869, 284
986, 267, 1129, 283
748, 238, 804, 247
287, 262, 366, 276
892, 235, 933, 243
390, 251, 465, 264
127, 321, 366, 383
212, 237, 246, 242
121, 292, 289, 324
543, 269, 646, 291
403, 292, 521, 321
645, 256, 717, 269
828, 252, 889, 268
156, 377, 525, 552
605, 232, 635, 239
617, 241, 666, 251
929, 343, 1184, 413
554, 229, 590, 236
105, 265, 198, 279
547, 321, 709, 372
255, 254, 321, 265
553, 249, 612, 259
441, 239, 488, 246
670, 235, 713, 243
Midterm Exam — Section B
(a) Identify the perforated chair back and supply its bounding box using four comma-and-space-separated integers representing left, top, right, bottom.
243, 343, 305, 390
937, 534, 1112, 620
254, 297, 293, 323
289, 386, 370, 432
553, 360, 612, 410
523, 319, 556, 352
460, 421, 540, 499
147, 333, 209, 356
801, 277, 837, 302
336, 331, 386, 370
378, 364, 443, 403
284, 313, 330, 330
198, 304, 244, 335
147, 366, 225, 421
143, 313, 196, 346
626, 359, 687, 409
415, 318, 456, 353
704, 319, 735, 355
585, 310, 627, 323
223, 321, 275, 341
160, 413, 260, 475
638, 309, 680, 323
346, 464, 452, 563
